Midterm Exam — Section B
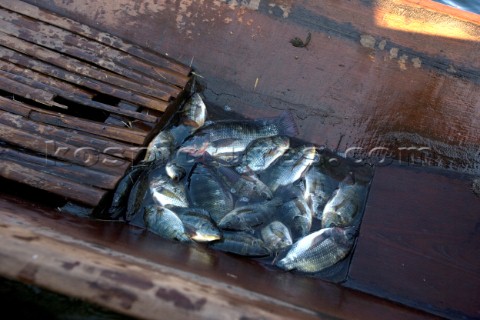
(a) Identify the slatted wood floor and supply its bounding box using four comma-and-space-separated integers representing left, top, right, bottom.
0, 0, 191, 208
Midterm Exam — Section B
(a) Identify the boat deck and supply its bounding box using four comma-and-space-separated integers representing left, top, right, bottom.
0, 1, 479, 319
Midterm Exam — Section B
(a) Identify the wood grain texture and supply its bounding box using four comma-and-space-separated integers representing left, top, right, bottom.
0, 147, 120, 190
0, 159, 107, 206
0, 0, 191, 78
0, 196, 440, 320
346, 165, 480, 320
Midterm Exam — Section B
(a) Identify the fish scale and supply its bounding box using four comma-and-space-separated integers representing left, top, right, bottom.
187, 163, 234, 224
144, 205, 191, 242
276, 227, 356, 272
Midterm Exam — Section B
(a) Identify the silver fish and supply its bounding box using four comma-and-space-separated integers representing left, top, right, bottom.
218, 198, 282, 231
180, 93, 207, 128
276, 227, 356, 273
216, 165, 273, 200
304, 165, 338, 219
178, 111, 298, 158
109, 165, 145, 219
187, 163, 234, 224
170, 207, 222, 242
144, 205, 191, 242
143, 130, 174, 162
144, 124, 196, 162
150, 173, 189, 208
210, 231, 270, 257
125, 166, 154, 222
165, 161, 186, 182
236, 136, 290, 173
261, 221, 293, 252
278, 195, 313, 240
202, 138, 249, 163
322, 174, 365, 228
261, 146, 317, 193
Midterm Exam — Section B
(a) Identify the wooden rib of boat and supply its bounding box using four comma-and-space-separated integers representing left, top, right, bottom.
0, 1, 479, 319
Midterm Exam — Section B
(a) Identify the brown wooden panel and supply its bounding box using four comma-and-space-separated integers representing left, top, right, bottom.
346, 165, 480, 320
0, 10, 182, 96
0, 32, 172, 104
0, 159, 106, 206
0, 110, 139, 161
0, 68, 157, 122
0, 95, 32, 117
0, 147, 120, 190
28, 110, 147, 146
0, 47, 168, 111
0, 73, 62, 107
0, 196, 441, 320
0, 123, 129, 175
0, 60, 93, 99
0, 0, 191, 78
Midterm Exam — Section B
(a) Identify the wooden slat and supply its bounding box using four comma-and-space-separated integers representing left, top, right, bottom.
0, 10, 183, 96
0, 147, 120, 190
0, 68, 157, 122
0, 123, 130, 175
0, 32, 172, 105
0, 74, 63, 108
0, 60, 94, 99
0, 94, 33, 117
0, 159, 106, 206
0, 0, 191, 77
28, 110, 147, 145
0, 47, 168, 111
0, 109, 139, 161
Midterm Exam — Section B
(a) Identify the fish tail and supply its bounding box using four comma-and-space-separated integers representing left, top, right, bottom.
274, 111, 299, 137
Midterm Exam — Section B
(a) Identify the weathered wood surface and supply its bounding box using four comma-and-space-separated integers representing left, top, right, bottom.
0, 147, 119, 190
0, 32, 172, 107
0, 160, 107, 206
0, 0, 192, 78
0, 195, 440, 320
346, 165, 480, 320
0, 123, 130, 175
0, 0, 192, 208
0, 9, 186, 91
0, 46, 169, 111
0, 111, 139, 161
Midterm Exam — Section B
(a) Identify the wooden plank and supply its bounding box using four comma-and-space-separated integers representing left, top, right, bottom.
0, 74, 63, 108
0, 68, 158, 123
0, 123, 130, 175
0, 196, 440, 320
0, 95, 32, 117
0, 159, 106, 206
0, 10, 184, 95
346, 166, 480, 320
0, 147, 120, 190
0, 32, 172, 104
0, 110, 139, 161
0, 48, 169, 111
0, 0, 192, 77
0, 222, 322, 320
28, 110, 147, 146
0, 60, 94, 99
0, 159, 107, 206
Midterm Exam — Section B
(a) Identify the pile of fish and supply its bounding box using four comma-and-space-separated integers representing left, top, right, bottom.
109, 93, 370, 275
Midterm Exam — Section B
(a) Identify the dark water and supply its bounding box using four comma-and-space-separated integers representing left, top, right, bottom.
435, 0, 480, 14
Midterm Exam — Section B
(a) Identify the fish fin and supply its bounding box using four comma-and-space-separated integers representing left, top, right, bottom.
311, 231, 329, 246
274, 111, 299, 137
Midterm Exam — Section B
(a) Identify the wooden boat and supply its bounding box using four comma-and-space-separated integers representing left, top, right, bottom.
0, 1, 479, 319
